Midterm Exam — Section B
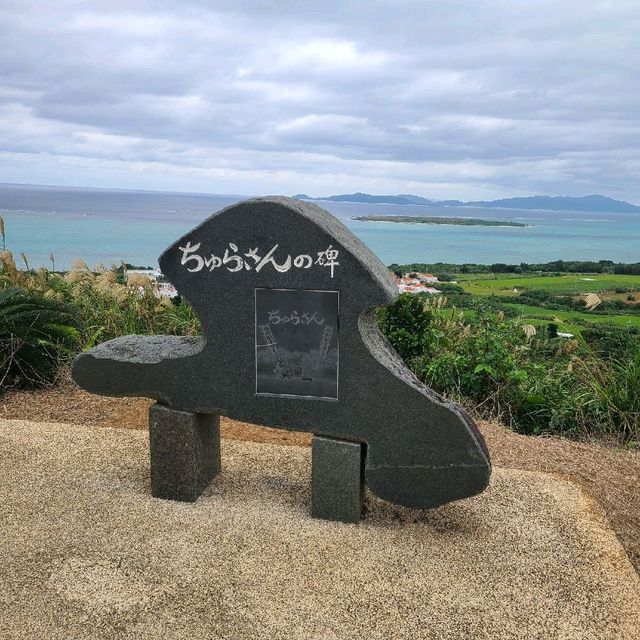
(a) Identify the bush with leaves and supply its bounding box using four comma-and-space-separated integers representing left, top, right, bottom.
0, 251, 200, 393
0, 287, 78, 388
377, 293, 639, 445
376, 292, 438, 368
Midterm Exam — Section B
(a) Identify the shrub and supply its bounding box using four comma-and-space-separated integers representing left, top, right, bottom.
0, 252, 200, 393
376, 293, 435, 369
376, 293, 639, 444
0, 287, 78, 388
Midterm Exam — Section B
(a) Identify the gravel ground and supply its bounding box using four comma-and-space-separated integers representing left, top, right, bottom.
4, 383, 640, 575
1, 419, 639, 640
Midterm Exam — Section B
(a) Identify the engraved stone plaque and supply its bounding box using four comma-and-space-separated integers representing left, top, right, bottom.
255, 288, 339, 399
72, 197, 491, 517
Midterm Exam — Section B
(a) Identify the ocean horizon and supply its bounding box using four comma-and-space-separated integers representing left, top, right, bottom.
3, 182, 640, 270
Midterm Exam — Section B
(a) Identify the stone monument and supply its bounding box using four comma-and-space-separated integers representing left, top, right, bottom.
72, 197, 491, 522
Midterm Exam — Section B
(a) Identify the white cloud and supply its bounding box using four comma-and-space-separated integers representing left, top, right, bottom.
0, 1, 638, 201
276, 39, 390, 72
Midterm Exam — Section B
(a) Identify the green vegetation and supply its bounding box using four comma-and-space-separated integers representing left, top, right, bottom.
378, 294, 639, 445
456, 273, 640, 335
0, 213, 637, 447
459, 273, 640, 296
499, 304, 640, 334
384, 261, 640, 445
353, 215, 527, 227
0, 287, 77, 388
389, 259, 640, 275
0, 250, 198, 389
391, 262, 640, 338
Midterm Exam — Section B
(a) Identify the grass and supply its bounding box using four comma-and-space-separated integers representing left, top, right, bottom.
458, 273, 640, 296
501, 303, 640, 331
449, 272, 640, 333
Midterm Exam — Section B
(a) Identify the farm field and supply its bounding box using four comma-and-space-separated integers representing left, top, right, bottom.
448, 272, 640, 335
458, 273, 640, 296
501, 303, 640, 333
459, 306, 640, 335
461, 303, 640, 324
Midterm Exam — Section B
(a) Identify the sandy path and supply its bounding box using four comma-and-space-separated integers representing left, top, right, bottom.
1, 419, 639, 640
4, 384, 640, 578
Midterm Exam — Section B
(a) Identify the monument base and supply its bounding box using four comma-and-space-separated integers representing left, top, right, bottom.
311, 435, 365, 523
149, 403, 221, 502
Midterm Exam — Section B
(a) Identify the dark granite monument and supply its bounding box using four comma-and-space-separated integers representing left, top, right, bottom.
72, 197, 491, 522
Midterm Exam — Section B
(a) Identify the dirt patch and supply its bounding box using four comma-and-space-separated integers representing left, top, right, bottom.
478, 418, 640, 575
1, 383, 311, 446
2, 381, 638, 574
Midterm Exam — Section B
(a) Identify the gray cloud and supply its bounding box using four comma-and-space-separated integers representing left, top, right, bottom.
0, 0, 639, 200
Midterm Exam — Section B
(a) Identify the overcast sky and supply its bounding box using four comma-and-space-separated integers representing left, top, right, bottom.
1, 1, 638, 201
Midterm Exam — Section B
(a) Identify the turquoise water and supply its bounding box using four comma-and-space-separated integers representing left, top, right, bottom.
2, 184, 639, 269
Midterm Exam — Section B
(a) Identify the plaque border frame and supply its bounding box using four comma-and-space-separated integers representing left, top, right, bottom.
254, 287, 340, 401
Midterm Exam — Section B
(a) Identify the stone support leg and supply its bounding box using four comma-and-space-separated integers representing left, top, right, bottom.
311, 435, 365, 523
149, 403, 221, 502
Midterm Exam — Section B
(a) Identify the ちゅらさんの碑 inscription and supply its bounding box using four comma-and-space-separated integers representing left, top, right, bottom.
72, 196, 491, 520
178, 241, 340, 277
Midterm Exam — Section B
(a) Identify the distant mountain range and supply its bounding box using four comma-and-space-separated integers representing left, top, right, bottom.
293, 192, 434, 206
292, 192, 640, 213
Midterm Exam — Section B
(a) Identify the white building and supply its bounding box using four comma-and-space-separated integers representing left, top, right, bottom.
397, 283, 441, 295
154, 282, 178, 299
125, 268, 178, 299
395, 272, 441, 294
125, 267, 162, 281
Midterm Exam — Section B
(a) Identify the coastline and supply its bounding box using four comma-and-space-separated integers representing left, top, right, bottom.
2, 184, 640, 269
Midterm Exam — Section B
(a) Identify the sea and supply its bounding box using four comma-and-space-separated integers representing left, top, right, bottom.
1, 183, 639, 270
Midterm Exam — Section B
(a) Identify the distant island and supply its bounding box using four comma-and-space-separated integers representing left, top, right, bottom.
293, 192, 640, 213
353, 215, 527, 227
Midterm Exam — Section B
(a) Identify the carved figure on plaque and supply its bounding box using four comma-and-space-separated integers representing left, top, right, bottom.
255, 288, 338, 399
